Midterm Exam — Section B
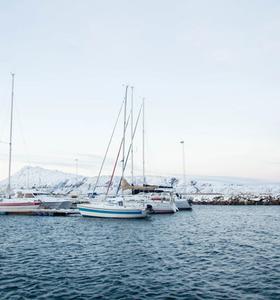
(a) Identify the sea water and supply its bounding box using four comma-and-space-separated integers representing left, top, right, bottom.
0, 206, 279, 299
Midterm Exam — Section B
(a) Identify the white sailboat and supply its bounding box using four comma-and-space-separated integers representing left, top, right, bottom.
116, 97, 178, 214
78, 197, 150, 219
78, 86, 151, 219
0, 74, 41, 214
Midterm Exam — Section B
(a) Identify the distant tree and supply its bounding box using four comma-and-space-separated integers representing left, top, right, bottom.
170, 177, 178, 187
190, 180, 200, 193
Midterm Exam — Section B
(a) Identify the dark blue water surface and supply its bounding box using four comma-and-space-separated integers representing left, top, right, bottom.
0, 206, 279, 300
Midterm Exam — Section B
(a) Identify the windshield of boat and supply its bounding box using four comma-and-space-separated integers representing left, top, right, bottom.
23, 193, 35, 198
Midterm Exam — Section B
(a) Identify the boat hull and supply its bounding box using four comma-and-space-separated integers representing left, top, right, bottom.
78, 204, 148, 219
175, 199, 192, 211
39, 200, 72, 210
151, 200, 178, 213
125, 194, 178, 214
0, 201, 41, 213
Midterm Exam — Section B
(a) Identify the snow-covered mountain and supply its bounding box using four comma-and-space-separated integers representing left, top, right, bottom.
0, 166, 85, 188
0, 166, 279, 196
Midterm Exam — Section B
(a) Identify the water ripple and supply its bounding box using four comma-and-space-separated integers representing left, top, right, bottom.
0, 206, 279, 299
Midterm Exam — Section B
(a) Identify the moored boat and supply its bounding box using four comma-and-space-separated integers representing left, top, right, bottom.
125, 192, 177, 214
32, 192, 72, 209
149, 193, 178, 213
79, 87, 151, 219
0, 198, 41, 213
174, 194, 192, 210
0, 74, 42, 214
78, 199, 151, 219
121, 180, 178, 214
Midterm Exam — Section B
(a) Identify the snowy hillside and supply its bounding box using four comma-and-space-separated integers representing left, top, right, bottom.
0, 166, 85, 191
0, 166, 279, 196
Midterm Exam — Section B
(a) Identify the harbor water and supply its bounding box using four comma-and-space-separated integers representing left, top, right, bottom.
0, 206, 279, 299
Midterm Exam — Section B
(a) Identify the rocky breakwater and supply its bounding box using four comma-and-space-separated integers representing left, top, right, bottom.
192, 194, 280, 205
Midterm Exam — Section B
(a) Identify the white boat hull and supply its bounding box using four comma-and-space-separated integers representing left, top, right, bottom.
0, 200, 41, 213
116, 194, 178, 214
147, 200, 178, 214
39, 199, 72, 210
175, 199, 192, 210
78, 203, 148, 219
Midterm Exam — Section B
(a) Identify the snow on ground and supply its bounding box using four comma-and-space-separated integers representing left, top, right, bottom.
0, 166, 279, 196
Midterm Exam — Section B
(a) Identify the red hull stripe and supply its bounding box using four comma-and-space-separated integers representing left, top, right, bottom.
0, 202, 40, 207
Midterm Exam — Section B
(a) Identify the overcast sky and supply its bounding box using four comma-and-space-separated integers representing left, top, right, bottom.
0, 0, 279, 181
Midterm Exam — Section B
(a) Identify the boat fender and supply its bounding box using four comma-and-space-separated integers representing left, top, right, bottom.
151, 196, 161, 200
146, 204, 154, 213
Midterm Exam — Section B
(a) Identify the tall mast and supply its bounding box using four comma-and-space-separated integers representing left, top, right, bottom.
92, 99, 125, 195
116, 103, 143, 195
122, 85, 128, 181
142, 98, 146, 185
130, 86, 134, 184
180, 140, 186, 194
7, 73, 15, 197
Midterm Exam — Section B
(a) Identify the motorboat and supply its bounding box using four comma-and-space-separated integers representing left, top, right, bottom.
121, 179, 178, 214
0, 191, 41, 213
31, 191, 72, 209
148, 193, 178, 213
124, 192, 177, 214
174, 194, 193, 210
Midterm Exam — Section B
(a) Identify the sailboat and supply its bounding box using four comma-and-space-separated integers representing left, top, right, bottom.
0, 74, 41, 214
78, 86, 152, 219
118, 97, 178, 214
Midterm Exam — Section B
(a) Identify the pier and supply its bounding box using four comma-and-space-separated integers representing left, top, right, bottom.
1, 209, 80, 217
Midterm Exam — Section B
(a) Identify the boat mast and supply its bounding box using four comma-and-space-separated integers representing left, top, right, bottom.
116, 103, 143, 194
130, 86, 134, 184
92, 98, 125, 196
142, 98, 146, 185
7, 73, 15, 198
106, 113, 131, 198
180, 140, 186, 194
122, 86, 128, 184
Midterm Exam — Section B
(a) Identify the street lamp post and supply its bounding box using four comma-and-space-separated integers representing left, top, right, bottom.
180, 141, 186, 195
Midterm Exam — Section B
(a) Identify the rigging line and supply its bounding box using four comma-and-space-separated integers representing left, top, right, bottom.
92, 98, 125, 195
116, 103, 143, 195
105, 113, 131, 199
130, 86, 134, 184
14, 98, 31, 168
0, 91, 9, 142
142, 98, 146, 185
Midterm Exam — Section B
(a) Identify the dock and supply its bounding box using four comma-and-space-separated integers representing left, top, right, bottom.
1, 209, 80, 217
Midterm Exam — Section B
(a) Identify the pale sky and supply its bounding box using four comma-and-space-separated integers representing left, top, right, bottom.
0, 0, 280, 181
